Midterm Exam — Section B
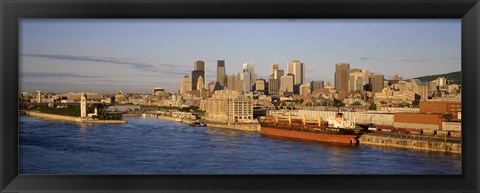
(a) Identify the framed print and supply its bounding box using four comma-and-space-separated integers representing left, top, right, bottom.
1, 0, 479, 192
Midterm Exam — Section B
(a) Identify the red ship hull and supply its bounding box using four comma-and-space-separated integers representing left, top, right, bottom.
260, 126, 359, 144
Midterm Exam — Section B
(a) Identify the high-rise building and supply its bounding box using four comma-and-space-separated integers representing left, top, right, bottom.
227, 73, 244, 92
241, 71, 251, 92
191, 70, 204, 91
36, 90, 42, 103
299, 83, 311, 96
310, 80, 324, 92
268, 75, 280, 95
287, 60, 305, 85
335, 63, 350, 93
179, 75, 192, 95
280, 74, 294, 94
204, 90, 253, 123
369, 74, 384, 93
216, 60, 226, 87
255, 79, 266, 93
348, 69, 364, 92
242, 63, 255, 87
192, 60, 206, 91
197, 76, 205, 91
194, 60, 205, 71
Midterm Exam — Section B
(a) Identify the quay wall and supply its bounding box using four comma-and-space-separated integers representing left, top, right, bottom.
359, 134, 461, 154
206, 121, 261, 132
143, 113, 195, 124
26, 111, 127, 124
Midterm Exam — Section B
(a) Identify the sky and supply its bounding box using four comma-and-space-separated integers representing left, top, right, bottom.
20, 19, 461, 94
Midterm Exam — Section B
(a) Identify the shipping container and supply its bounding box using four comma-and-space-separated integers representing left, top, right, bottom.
436, 130, 449, 137
450, 131, 461, 138
422, 129, 435, 136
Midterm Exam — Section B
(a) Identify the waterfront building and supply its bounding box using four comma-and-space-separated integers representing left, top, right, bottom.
179, 75, 192, 95
419, 100, 461, 119
80, 92, 87, 118
287, 60, 305, 86
68, 92, 103, 101
311, 80, 324, 92
335, 63, 350, 94
217, 60, 227, 87
204, 90, 254, 123
280, 74, 294, 95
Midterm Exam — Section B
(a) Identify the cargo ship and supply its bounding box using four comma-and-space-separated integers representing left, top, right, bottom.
259, 112, 361, 144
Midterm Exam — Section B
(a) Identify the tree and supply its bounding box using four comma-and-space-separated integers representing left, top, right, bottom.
369, 103, 377, 110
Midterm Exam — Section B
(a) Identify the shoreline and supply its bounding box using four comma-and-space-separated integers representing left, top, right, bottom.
25, 111, 127, 124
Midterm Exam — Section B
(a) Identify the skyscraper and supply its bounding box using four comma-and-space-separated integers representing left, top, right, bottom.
287, 60, 305, 85
242, 63, 255, 88
369, 73, 384, 93
216, 60, 226, 87
191, 60, 205, 91
310, 80, 324, 92
179, 75, 192, 95
280, 74, 294, 95
335, 63, 350, 93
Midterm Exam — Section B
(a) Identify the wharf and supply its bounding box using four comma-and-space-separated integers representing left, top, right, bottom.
25, 111, 127, 124
359, 133, 461, 154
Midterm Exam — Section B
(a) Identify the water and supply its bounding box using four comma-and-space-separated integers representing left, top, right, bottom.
19, 116, 462, 174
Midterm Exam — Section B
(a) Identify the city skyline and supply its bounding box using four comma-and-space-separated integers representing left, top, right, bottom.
20, 19, 461, 93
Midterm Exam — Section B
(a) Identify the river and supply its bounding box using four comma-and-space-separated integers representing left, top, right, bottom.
19, 115, 462, 174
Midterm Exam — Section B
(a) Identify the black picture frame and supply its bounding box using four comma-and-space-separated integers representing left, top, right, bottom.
1, 0, 479, 192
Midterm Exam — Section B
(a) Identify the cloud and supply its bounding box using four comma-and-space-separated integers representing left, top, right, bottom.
21, 72, 105, 79
359, 57, 373, 60
23, 53, 162, 72
397, 58, 430, 63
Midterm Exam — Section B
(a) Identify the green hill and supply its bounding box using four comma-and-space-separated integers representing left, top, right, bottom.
412, 71, 461, 85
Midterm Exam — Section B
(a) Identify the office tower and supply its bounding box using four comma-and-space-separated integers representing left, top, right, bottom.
299, 83, 311, 96
241, 71, 251, 92
255, 79, 266, 93
197, 76, 205, 91
268, 75, 280, 95
272, 64, 279, 75
310, 80, 324, 92
192, 60, 206, 91
217, 60, 226, 87
280, 74, 294, 94
242, 63, 255, 87
348, 69, 364, 92
369, 74, 384, 93
179, 75, 192, 95
287, 60, 305, 85
191, 70, 204, 91
194, 60, 205, 71
335, 63, 350, 93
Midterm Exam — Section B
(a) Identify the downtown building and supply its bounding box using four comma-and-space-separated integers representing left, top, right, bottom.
216, 60, 227, 88
268, 64, 284, 95
191, 60, 206, 91
287, 60, 305, 94
204, 90, 254, 123
335, 63, 350, 95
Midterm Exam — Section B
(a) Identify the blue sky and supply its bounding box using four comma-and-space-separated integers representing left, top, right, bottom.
20, 19, 461, 94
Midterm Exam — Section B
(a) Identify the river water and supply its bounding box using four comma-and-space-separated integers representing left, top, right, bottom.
19, 116, 461, 174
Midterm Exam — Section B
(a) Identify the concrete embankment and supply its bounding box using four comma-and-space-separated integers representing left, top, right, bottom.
26, 111, 127, 124
142, 113, 195, 124
205, 121, 260, 132
359, 133, 461, 154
